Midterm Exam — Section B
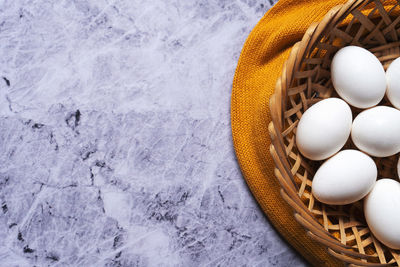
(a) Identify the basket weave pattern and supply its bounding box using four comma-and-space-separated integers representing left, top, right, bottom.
269, 0, 400, 265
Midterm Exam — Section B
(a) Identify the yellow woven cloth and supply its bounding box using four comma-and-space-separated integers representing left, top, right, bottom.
231, 0, 347, 266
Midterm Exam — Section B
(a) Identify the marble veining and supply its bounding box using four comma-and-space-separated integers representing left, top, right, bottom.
0, 0, 307, 266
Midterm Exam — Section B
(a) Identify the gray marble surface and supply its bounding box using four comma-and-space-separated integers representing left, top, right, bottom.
0, 0, 308, 266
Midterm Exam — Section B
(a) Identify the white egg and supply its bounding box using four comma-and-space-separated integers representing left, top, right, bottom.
364, 179, 400, 249
351, 106, 400, 157
312, 150, 377, 205
386, 57, 400, 109
331, 46, 386, 108
296, 98, 352, 160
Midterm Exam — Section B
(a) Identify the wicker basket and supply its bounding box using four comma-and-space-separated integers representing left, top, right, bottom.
268, 0, 400, 265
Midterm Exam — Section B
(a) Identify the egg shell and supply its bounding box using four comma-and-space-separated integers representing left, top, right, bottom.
296, 98, 352, 160
331, 46, 386, 108
364, 179, 400, 249
351, 106, 400, 157
386, 57, 400, 109
312, 150, 377, 205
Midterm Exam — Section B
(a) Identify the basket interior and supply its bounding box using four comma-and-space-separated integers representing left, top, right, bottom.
281, 0, 400, 264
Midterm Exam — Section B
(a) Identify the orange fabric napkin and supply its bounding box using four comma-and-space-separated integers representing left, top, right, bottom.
231, 0, 347, 266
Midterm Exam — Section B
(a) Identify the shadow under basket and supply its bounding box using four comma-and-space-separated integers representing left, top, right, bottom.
268, 0, 400, 265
